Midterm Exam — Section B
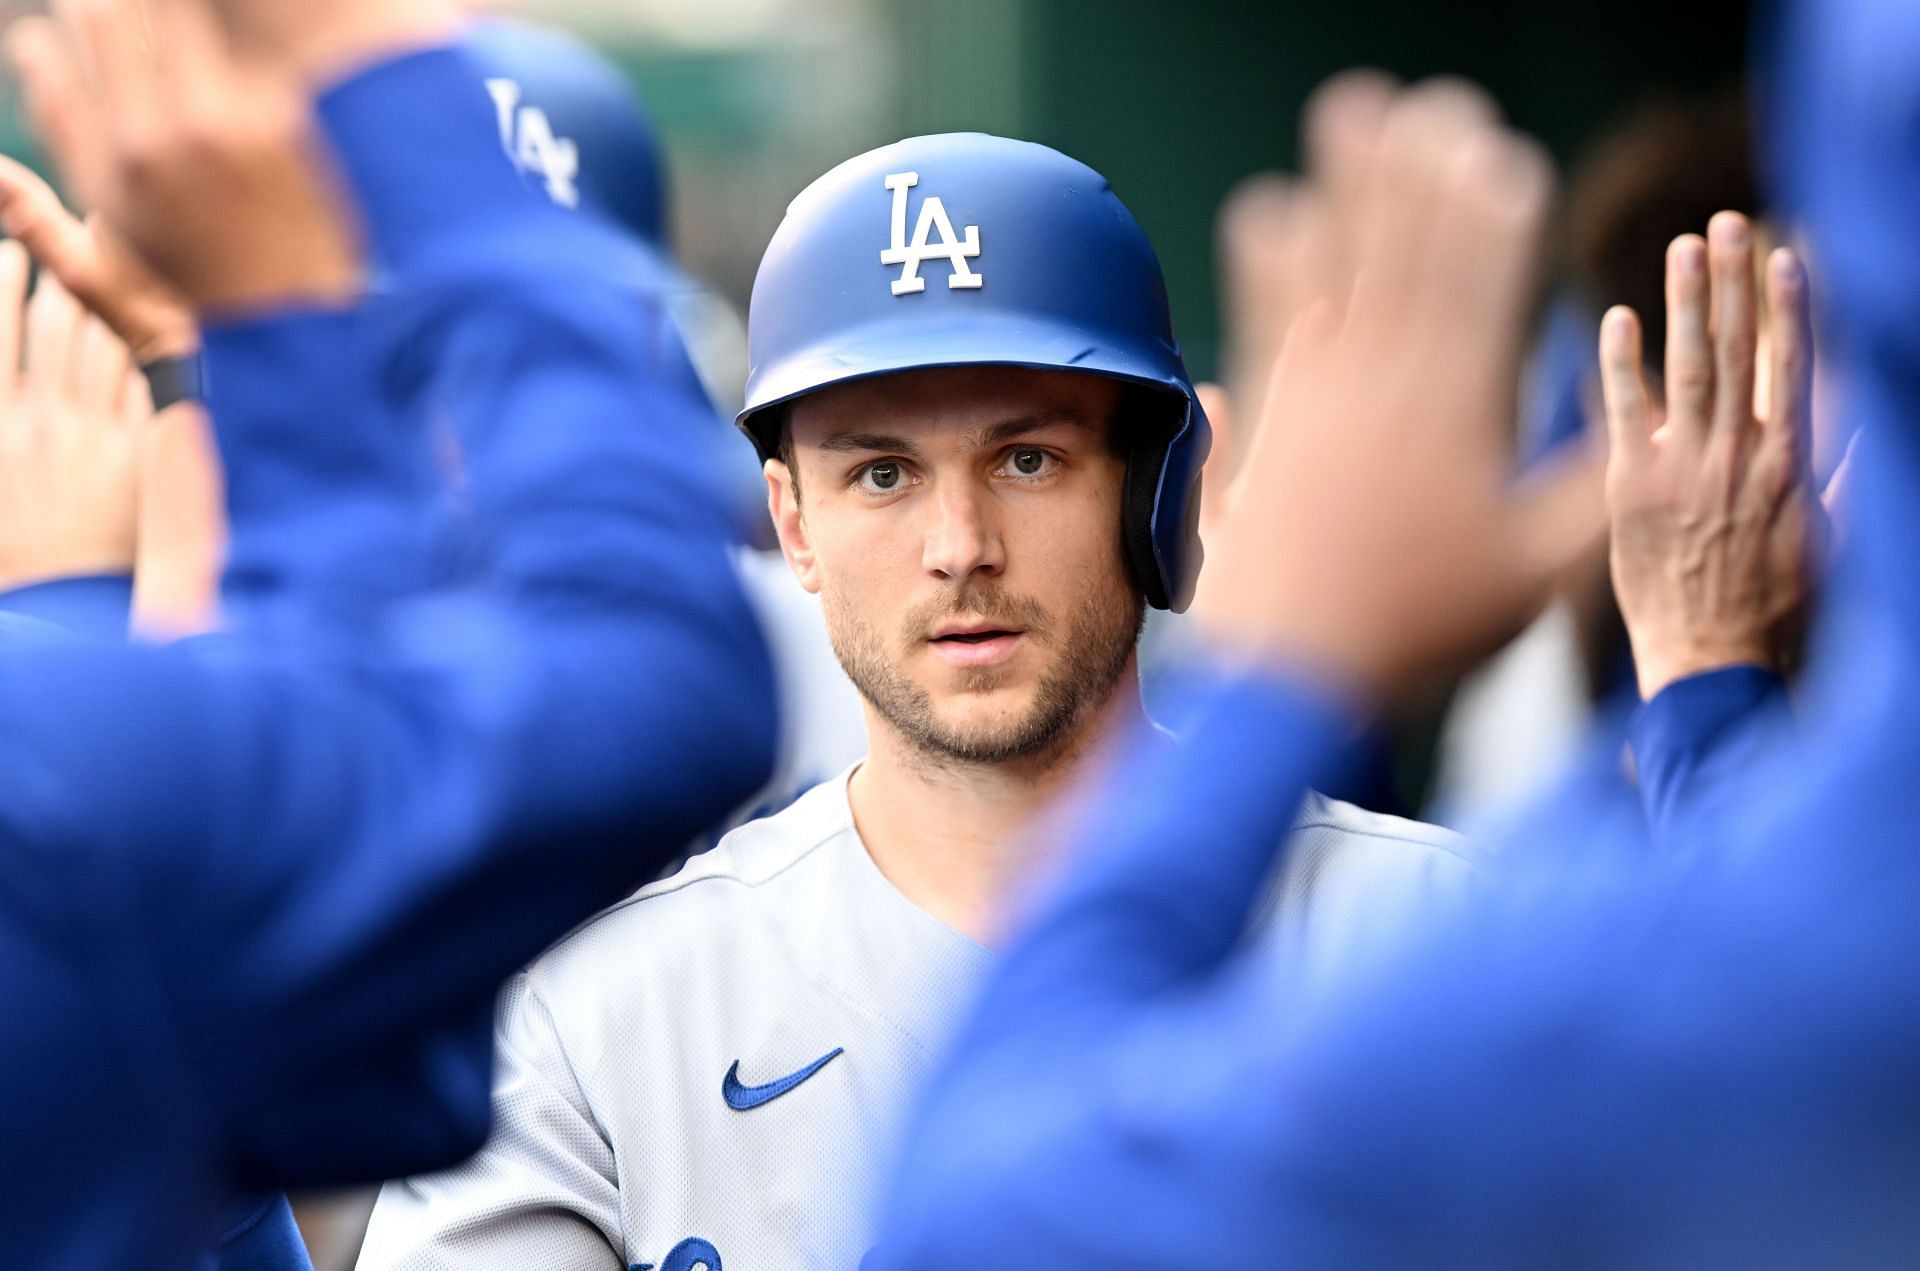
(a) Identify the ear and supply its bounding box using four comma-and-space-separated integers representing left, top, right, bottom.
766, 458, 822, 594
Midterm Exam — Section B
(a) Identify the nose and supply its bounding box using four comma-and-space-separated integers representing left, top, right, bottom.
922, 479, 1005, 584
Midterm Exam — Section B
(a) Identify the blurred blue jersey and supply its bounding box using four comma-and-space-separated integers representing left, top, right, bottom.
0, 45, 773, 1269
869, 1, 1920, 1266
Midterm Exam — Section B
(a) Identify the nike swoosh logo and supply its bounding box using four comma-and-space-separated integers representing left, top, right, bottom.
722, 1047, 844, 1111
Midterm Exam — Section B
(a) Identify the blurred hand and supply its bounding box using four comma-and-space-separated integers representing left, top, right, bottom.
199, 0, 458, 86
1196, 74, 1604, 701
1600, 213, 1816, 700
0, 154, 197, 362
0, 242, 149, 592
7, 0, 362, 315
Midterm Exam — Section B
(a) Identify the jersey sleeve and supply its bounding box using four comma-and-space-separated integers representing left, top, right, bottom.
0, 576, 133, 641
0, 41, 776, 1190
1630, 664, 1794, 856
356, 975, 626, 1271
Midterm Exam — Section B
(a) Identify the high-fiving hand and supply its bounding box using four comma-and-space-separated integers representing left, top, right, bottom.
7, 0, 363, 316
0, 243, 149, 592
1196, 75, 1605, 702
1600, 212, 1815, 700
0, 155, 197, 363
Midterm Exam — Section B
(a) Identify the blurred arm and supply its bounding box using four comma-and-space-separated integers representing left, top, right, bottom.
0, 40, 774, 1183
355, 975, 626, 1271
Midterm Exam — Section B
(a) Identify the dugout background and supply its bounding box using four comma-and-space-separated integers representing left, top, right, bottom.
0, 0, 1755, 381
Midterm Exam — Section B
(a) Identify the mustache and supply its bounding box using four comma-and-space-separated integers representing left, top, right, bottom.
903, 583, 1051, 643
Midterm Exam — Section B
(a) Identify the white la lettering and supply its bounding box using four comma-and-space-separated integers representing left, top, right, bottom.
485, 78, 582, 210
879, 171, 982, 295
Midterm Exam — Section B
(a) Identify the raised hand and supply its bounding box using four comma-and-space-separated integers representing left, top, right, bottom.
6, 0, 363, 315
1600, 212, 1815, 700
0, 245, 149, 593
1196, 75, 1605, 701
0, 155, 197, 362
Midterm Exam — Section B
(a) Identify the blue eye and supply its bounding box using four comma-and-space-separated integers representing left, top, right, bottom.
858, 461, 906, 493
1004, 448, 1054, 478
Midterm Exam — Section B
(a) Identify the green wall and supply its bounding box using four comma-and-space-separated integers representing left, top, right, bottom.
894, 0, 1753, 379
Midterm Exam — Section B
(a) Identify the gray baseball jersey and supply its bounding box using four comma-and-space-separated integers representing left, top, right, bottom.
357, 767, 1482, 1270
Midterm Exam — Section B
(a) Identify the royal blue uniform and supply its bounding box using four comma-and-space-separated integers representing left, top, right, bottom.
0, 45, 772, 1268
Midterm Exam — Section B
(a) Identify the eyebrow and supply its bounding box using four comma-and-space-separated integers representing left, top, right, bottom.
810, 412, 1093, 457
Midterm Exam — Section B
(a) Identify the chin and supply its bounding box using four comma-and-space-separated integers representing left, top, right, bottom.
925, 687, 1040, 737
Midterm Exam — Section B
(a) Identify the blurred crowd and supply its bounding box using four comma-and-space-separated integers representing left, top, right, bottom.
0, 0, 1912, 1268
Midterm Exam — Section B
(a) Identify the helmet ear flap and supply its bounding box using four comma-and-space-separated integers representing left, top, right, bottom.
1117, 386, 1206, 613
1121, 422, 1176, 611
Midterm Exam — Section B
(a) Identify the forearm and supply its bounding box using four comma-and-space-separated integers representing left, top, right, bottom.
0, 39, 774, 1172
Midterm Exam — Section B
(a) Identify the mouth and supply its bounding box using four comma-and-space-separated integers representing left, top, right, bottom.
926, 624, 1028, 668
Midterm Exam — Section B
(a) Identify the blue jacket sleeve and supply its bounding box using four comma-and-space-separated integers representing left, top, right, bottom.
1631, 665, 1793, 856
214, 1194, 311, 1271
0, 39, 776, 1205
0, 575, 133, 641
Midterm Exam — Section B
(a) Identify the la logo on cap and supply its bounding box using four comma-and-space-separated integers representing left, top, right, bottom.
881, 172, 983, 295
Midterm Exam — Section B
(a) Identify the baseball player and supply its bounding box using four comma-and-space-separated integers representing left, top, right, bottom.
0, 4, 774, 1266
360, 131, 1487, 1271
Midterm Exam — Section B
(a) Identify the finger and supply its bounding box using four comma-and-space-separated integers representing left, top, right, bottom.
1429, 128, 1553, 423
55, 0, 163, 146
0, 154, 90, 266
0, 241, 29, 405
1763, 246, 1813, 458
6, 17, 113, 208
143, 0, 235, 119
75, 314, 132, 418
1353, 80, 1504, 329
1598, 305, 1654, 466
1194, 382, 1235, 541
1302, 69, 1397, 301
1216, 175, 1299, 405
1706, 211, 1758, 442
25, 269, 85, 408
1663, 233, 1712, 438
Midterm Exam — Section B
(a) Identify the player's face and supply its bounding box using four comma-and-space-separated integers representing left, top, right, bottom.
773, 366, 1143, 765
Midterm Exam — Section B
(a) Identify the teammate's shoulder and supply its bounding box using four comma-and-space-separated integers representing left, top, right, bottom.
1291, 789, 1485, 876
533, 771, 859, 963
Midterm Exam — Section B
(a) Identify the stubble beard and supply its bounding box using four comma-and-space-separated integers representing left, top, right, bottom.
825, 579, 1145, 768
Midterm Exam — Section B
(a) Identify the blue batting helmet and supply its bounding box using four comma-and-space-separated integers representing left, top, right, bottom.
737, 133, 1211, 612
462, 18, 671, 251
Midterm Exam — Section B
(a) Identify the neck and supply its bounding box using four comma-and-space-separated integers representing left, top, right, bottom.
847, 655, 1148, 946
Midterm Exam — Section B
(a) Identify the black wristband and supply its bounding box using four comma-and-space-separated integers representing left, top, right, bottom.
141, 354, 204, 412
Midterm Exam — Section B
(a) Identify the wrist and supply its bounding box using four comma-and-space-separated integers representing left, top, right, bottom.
1631, 632, 1777, 701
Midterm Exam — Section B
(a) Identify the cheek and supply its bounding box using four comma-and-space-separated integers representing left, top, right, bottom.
1006, 473, 1130, 588
809, 507, 920, 605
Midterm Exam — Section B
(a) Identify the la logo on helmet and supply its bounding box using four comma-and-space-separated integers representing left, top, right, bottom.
881, 172, 983, 295
486, 78, 582, 210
